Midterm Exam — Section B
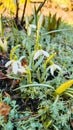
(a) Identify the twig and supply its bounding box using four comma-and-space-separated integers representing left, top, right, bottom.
36, 0, 46, 13
12, 114, 37, 122
15, 0, 19, 24
21, 0, 27, 25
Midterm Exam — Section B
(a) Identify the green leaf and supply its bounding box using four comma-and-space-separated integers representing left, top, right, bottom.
0, 14, 3, 36
10, 45, 20, 60
34, 56, 44, 70
33, 6, 37, 27
37, 14, 44, 32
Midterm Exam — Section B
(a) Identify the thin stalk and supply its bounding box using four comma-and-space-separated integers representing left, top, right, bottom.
21, 0, 27, 25
15, 0, 19, 23
0, 14, 4, 36
42, 29, 73, 36
36, 0, 46, 14
65, 92, 73, 98
53, 124, 59, 130
35, 30, 40, 50
27, 67, 32, 84
13, 83, 54, 91
53, 95, 59, 105
66, 91, 73, 94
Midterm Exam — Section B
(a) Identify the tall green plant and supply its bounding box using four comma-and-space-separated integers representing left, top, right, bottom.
0, 14, 4, 36
45, 13, 61, 32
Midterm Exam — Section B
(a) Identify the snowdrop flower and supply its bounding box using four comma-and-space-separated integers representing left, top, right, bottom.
27, 24, 36, 36
47, 63, 62, 76
5, 59, 26, 75
34, 50, 49, 60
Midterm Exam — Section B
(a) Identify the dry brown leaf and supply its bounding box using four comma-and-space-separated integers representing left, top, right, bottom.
4, 92, 11, 99
0, 70, 8, 79
21, 59, 27, 67
0, 102, 11, 122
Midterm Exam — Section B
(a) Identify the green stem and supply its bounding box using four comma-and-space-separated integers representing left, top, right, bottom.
53, 95, 59, 105
35, 30, 40, 50
42, 29, 73, 36
0, 14, 4, 36
14, 83, 54, 91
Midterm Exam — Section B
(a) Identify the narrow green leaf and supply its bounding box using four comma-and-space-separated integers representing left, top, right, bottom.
34, 56, 44, 70
0, 14, 3, 36
10, 45, 20, 60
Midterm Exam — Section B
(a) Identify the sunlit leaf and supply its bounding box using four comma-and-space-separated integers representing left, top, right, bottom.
37, 14, 44, 33
44, 53, 56, 68
0, 14, 3, 36
44, 120, 52, 128
55, 80, 73, 95
2, 0, 16, 13
10, 45, 20, 60
0, 38, 8, 52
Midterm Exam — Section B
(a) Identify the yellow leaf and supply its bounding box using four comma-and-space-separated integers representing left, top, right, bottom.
55, 80, 73, 95
44, 53, 56, 68
0, 38, 8, 52
10, 45, 20, 60
46, 120, 52, 128
0, 0, 16, 13
44, 120, 52, 128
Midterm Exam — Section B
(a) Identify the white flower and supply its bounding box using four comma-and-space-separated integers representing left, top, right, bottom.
5, 59, 26, 75
34, 50, 49, 60
47, 64, 62, 76
28, 24, 36, 36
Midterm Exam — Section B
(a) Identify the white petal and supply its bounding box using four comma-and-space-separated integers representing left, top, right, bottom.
19, 56, 25, 62
55, 64, 62, 71
50, 66, 54, 76
42, 50, 49, 57
34, 50, 49, 60
17, 61, 22, 66
47, 64, 62, 76
34, 50, 43, 60
28, 26, 31, 36
47, 66, 54, 76
50, 64, 62, 76
18, 66, 26, 73
12, 62, 18, 74
30, 24, 36, 29
5, 60, 13, 67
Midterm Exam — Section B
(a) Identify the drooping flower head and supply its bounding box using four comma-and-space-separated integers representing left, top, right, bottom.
34, 49, 49, 60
